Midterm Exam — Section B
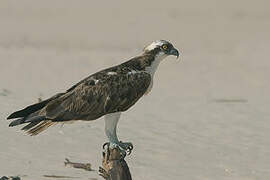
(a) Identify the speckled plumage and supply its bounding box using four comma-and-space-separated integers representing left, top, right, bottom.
7, 54, 155, 135
7, 40, 179, 137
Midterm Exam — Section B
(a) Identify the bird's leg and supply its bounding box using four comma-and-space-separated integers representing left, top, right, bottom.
104, 113, 133, 157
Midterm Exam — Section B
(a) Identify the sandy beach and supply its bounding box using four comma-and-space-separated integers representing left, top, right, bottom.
1, 0, 270, 179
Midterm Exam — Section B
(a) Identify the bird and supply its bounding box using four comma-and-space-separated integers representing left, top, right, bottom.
7, 40, 179, 156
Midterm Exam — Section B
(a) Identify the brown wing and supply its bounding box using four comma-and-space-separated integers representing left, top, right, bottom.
7, 55, 153, 135
40, 71, 151, 121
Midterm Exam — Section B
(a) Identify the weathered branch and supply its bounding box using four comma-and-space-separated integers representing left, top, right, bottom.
99, 146, 132, 180
64, 158, 94, 171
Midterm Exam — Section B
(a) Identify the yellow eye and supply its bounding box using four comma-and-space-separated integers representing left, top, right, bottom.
162, 45, 168, 50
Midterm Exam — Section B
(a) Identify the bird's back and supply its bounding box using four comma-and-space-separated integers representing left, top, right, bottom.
7, 56, 152, 135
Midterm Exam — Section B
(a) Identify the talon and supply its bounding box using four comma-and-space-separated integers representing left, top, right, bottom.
118, 141, 133, 156
129, 144, 133, 151
126, 148, 131, 155
103, 141, 133, 158
103, 142, 109, 149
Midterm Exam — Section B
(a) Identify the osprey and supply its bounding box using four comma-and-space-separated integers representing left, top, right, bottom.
7, 40, 179, 155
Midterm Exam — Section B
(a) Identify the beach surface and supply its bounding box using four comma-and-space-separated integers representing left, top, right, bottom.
1, 1, 270, 179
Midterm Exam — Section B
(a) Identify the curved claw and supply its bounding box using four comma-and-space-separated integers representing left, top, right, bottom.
119, 141, 133, 156
126, 145, 133, 155
103, 142, 110, 149
129, 144, 133, 151
103, 141, 133, 157
126, 148, 132, 155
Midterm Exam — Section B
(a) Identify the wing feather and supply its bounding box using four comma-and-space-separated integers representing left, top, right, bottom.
40, 70, 151, 122
7, 55, 153, 135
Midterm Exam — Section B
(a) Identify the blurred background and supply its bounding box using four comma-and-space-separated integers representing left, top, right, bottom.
0, 0, 270, 179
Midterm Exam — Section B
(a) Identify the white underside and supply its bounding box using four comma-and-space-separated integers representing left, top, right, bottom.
145, 53, 168, 94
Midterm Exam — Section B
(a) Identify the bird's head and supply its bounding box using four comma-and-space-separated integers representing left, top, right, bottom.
143, 40, 180, 59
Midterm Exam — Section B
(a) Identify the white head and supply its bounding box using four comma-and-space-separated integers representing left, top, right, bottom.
143, 40, 179, 60
142, 40, 180, 76
141, 40, 180, 94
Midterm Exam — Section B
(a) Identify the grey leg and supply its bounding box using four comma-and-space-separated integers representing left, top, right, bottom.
104, 112, 133, 156
104, 112, 120, 144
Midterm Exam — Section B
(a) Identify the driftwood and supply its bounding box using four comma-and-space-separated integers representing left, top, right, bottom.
99, 145, 132, 180
64, 158, 94, 171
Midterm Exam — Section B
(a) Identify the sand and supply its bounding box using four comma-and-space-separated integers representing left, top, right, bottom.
1, 0, 270, 179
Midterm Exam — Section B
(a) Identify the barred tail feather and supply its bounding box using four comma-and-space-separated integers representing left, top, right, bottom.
7, 93, 65, 135
8, 116, 55, 136
25, 121, 56, 136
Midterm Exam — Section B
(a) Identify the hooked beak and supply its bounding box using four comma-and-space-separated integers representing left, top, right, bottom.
169, 47, 179, 59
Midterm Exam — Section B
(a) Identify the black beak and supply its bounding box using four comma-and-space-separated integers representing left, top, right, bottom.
169, 48, 179, 59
